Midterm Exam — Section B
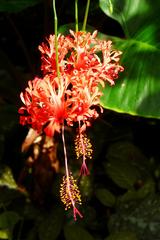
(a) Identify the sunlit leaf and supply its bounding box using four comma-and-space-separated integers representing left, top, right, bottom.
95, 188, 116, 207
64, 225, 95, 240
0, 166, 17, 189
99, 0, 151, 37
99, 0, 160, 118
0, 229, 10, 239
100, 37, 160, 118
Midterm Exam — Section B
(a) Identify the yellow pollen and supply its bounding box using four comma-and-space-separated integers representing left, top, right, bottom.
60, 172, 82, 210
74, 133, 93, 159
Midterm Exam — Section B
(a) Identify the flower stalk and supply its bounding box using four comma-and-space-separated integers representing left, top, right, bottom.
75, 0, 79, 32
82, 0, 90, 31
60, 124, 83, 220
53, 0, 60, 78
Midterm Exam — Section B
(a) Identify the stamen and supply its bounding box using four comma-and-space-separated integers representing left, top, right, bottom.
75, 133, 93, 160
60, 172, 82, 220
74, 132, 93, 175
60, 124, 83, 220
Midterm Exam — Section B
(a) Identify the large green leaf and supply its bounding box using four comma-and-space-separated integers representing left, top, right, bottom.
99, 0, 160, 118
99, 0, 153, 38
0, 0, 42, 12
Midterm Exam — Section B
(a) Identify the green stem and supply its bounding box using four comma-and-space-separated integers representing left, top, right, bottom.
53, 0, 60, 78
75, 0, 79, 32
82, 0, 90, 31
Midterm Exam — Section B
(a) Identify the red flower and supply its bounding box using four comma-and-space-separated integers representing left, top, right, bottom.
19, 30, 124, 135
19, 29, 124, 220
38, 34, 73, 74
38, 30, 123, 85
19, 75, 70, 136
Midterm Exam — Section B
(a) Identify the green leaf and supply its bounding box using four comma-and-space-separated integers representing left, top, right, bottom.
119, 179, 155, 203
64, 225, 95, 240
38, 206, 64, 240
95, 188, 116, 207
105, 142, 147, 189
0, 211, 20, 240
99, 0, 160, 118
105, 231, 137, 240
99, 0, 152, 37
0, 166, 17, 189
0, 211, 20, 229
0, 0, 42, 12
100, 38, 160, 119
0, 229, 10, 239
106, 161, 138, 189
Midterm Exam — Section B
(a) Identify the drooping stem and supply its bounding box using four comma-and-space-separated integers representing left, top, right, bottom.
62, 124, 75, 206
61, 124, 83, 220
75, 0, 79, 32
62, 124, 70, 178
53, 0, 60, 78
78, 121, 89, 176
82, 0, 90, 31
78, 121, 86, 158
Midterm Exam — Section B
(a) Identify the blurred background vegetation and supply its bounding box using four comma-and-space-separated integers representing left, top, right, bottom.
0, 0, 160, 239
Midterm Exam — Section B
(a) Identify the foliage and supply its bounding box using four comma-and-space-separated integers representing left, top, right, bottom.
108, 195, 160, 240
0, 0, 160, 240
100, 0, 160, 119
0, 0, 42, 12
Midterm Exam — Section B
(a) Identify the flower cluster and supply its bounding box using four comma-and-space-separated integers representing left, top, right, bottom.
19, 30, 123, 136
19, 30, 123, 220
